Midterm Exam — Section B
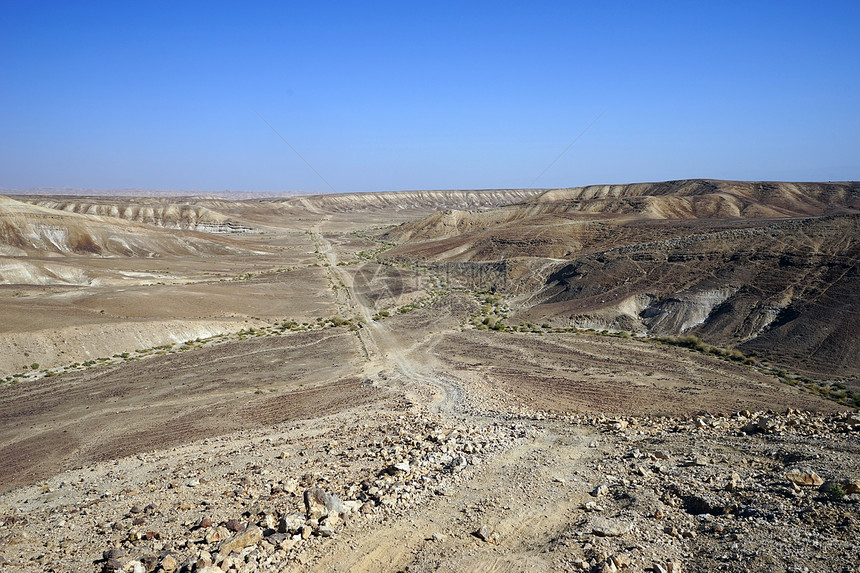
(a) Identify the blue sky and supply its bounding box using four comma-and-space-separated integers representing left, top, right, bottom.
1, 1, 858, 193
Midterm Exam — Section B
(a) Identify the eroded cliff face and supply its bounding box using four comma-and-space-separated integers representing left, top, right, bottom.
380, 181, 860, 378
0, 196, 261, 260
280, 188, 544, 213
25, 198, 252, 233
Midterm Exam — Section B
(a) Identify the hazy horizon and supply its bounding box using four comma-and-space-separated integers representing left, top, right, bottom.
3, 176, 860, 199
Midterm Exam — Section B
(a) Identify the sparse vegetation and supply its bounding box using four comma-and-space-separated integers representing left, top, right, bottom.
827, 482, 846, 501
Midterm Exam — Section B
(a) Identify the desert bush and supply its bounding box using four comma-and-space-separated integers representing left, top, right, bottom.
676, 335, 707, 352
828, 483, 846, 501
726, 348, 746, 362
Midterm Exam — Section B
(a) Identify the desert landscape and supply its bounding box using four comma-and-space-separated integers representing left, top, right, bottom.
0, 180, 857, 572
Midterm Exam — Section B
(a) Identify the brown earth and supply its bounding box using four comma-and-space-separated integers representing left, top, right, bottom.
0, 183, 857, 572
382, 180, 860, 379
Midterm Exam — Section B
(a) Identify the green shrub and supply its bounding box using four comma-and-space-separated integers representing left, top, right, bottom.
677, 335, 707, 352
828, 483, 846, 501
30, 363, 39, 370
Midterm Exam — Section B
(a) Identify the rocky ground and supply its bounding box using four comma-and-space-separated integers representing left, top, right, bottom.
1, 188, 858, 572
1, 389, 857, 572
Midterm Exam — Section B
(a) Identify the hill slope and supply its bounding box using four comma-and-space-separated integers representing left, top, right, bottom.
382, 180, 860, 378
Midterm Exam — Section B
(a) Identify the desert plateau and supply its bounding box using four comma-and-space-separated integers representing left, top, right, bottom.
0, 180, 858, 573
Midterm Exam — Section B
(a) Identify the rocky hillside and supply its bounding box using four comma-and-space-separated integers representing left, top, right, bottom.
380, 181, 860, 378
385, 180, 860, 244
0, 196, 259, 260
280, 189, 543, 213
2, 401, 857, 573
21, 197, 252, 233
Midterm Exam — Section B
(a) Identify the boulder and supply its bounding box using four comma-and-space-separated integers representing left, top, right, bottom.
277, 514, 306, 535
217, 525, 262, 557
303, 487, 345, 520
785, 467, 824, 487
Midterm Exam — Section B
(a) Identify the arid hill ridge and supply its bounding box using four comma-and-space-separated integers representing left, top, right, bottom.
385, 180, 860, 243
379, 180, 860, 379
278, 188, 544, 213
23, 197, 249, 233
0, 195, 259, 259
0, 180, 858, 573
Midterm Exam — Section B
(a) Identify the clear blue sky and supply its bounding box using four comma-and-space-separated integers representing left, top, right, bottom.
1, 1, 858, 193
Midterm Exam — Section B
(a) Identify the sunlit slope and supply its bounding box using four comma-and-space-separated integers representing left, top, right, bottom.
0, 195, 258, 259
381, 180, 860, 377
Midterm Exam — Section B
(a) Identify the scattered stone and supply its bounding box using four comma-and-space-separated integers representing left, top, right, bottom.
101, 559, 123, 573
591, 517, 631, 537
386, 461, 410, 475
592, 483, 609, 497
450, 455, 468, 470
785, 467, 824, 487
160, 554, 178, 572
217, 525, 262, 557
277, 514, 305, 535
584, 501, 604, 512
726, 472, 742, 491
204, 526, 230, 544
303, 487, 345, 520
474, 525, 497, 543
123, 561, 145, 573
598, 560, 618, 573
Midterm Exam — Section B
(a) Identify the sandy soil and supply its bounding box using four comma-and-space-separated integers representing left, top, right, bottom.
0, 188, 856, 572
